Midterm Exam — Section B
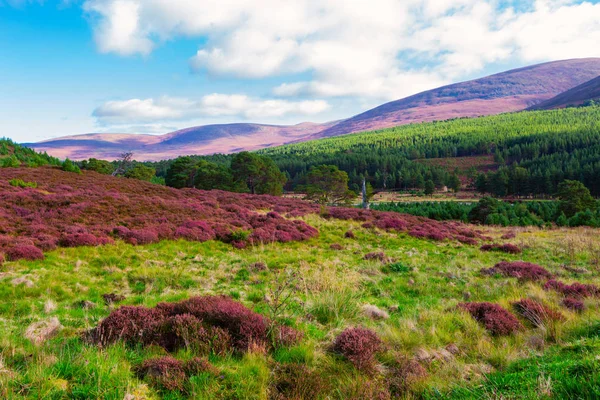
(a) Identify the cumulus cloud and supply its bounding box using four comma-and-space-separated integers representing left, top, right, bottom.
92, 94, 330, 124
83, 0, 600, 101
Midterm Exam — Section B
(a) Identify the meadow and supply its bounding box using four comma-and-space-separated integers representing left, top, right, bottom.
1, 168, 600, 399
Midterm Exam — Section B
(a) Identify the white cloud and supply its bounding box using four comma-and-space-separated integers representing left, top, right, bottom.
83, 0, 600, 101
92, 94, 330, 124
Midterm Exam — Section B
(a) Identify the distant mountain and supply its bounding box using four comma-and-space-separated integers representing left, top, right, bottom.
528, 75, 600, 110
27, 58, 600, 161
318, 58, 600, 137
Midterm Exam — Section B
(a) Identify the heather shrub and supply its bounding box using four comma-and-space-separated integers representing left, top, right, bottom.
271, 363, 328, 400
102, 293, 125, 305
330, 243, 343, 250
184, 357, 217, 376
137, 356, 186, 392
60, 233, 98, 247
480, 243, 522, 254
160, 296, 269, 350
512, 299, 564, 327
501, 231, 517, 239
482, 261, 552, 281
544, 280, 600, 298
459, 302, 523, 336
364, 252, 389, 262
126, 228, 159, 245
332, 327, 382, 372
88, 306, 163, 346
387, 355, 428, 396
270, 325, 304, 348
6, 245, 44, 261
562, 297, 585, 312
344, 230, 355, 239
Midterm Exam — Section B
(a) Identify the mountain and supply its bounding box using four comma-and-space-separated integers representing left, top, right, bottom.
27, 58, 600, 161
317, 58, 600, 137
528, 75, 600, 110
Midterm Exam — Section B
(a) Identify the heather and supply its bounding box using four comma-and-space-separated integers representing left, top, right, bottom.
0, 167, 484, 257
1, 174, 600, 398
481, 261, 552, 281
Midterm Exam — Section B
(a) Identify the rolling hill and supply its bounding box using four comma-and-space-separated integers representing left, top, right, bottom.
27, 58, 600, 161
528, 75, 600, 110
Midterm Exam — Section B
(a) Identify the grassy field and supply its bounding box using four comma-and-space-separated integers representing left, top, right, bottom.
1, 214, 600, 399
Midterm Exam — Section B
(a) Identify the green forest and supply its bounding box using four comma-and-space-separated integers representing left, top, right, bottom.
149, 105, 600, 197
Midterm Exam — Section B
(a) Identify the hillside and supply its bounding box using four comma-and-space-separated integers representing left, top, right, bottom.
27, 58, 600, 161
529, 75, 600, 110
1, 167, 600, 398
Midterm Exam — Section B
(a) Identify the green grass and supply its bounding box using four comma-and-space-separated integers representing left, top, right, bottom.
1, 217, 600, 398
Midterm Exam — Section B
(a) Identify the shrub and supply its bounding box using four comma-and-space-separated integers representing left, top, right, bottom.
9, 179, 37, 188
459, 302, 522, 336
270, 325, 304, 348
482, 261, 552, 281
344, 230, 355, 239
330, 243, 343, 250
184, 357, 217, 376
60, 233, 98, 247
480, 243, 522, 254
137, 356, 186, 392
364, 252, 389, 262
159, 296, 269, 350
102, 293, 125, 305
88, 306, 163, 346
126, 229, 159, 245
511, 299, 564, 327
562, 297, 585, 312
387, 355, 428, 396
501, 231, 517, 239
6, 245, 44, 261
248, 261, 267, 271
332, 327, 382, 372
544, 280, 600, 298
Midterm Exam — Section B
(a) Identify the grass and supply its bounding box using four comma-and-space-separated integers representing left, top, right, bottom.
1, 216, 600, 398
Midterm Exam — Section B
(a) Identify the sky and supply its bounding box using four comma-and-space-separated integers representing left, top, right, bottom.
1, 0, 600, 143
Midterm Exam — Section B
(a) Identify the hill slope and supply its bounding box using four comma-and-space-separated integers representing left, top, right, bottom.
318, 58, 600, 137
27, 58, 600, 161
528, 75, 600, 110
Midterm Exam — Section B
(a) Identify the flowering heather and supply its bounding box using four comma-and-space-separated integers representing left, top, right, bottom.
482, 261, 552, 281
480, 243, 522, 254
544, 280, 600, 298
89, 295, 300, 354
137, 356, 187, 392
332, 327, 382, 372
6, 245, 44, 261
459, 302, 523, 336
512, 299, 564, 327
562, 297, 585, 312
0, 167, 483, 256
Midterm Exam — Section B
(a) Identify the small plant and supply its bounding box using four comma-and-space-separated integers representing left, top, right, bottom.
512, 299, 564, 327
480, 243, 522, 254
332, 327, 382, 372
386, 262, 411, 273
9, 178, 37, 188
364, 252, 390, 262
459, 302, 523, 336
271, 363, 327, 399
562, 297, 585, 312
481, 261, 552, 281
544, 280, 600, 298
6, 245, 44, 261
137, 356, 187, 392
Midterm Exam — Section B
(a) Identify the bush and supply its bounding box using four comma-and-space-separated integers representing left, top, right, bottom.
333, 327, 382, 372
137, 356, 186, 392
562, 297, 585, 312
270, 325, 304, 348
6, 245, 44, 261
9, 179, 37, 188
88, 306, 163, 346
364, 252, 389, 262
512, 299, 564, 327
480, 243, 522, 254
330, 243, 343, 250
482, 261, 552, 281
344, 230, 355, 239
387, 355, 428, 396
544, 280, 600, 298
60, 233, 98, 247
459, 302, 523, 336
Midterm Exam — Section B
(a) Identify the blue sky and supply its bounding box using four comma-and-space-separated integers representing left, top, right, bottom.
1, 0, 600, 142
